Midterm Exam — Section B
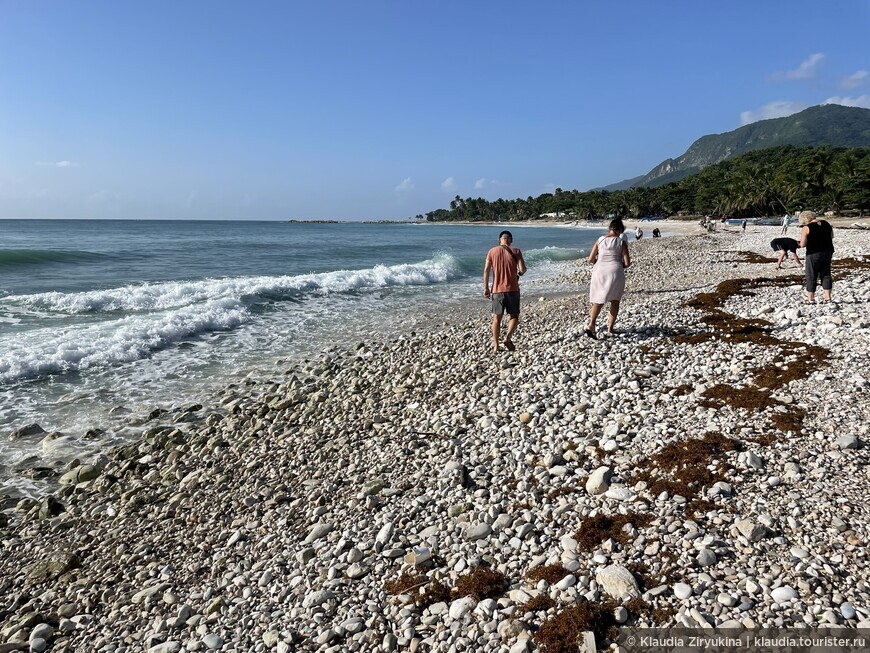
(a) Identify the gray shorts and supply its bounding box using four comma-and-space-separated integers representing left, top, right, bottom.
492, 291, 520, 316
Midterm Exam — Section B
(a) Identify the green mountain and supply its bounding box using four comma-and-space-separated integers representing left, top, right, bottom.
603, 104, 870, 191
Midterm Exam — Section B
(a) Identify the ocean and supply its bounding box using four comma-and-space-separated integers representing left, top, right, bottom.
0, 219, 600, 497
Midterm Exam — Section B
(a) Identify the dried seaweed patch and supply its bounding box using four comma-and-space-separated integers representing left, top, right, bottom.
574, 512, 652, 552
535, 601, 618, 653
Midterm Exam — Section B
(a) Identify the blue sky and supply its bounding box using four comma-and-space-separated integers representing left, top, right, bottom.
1, 1, 868, 221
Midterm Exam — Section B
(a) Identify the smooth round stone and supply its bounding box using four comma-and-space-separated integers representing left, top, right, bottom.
696, 549, 717, 567
674, 583, 693, 600
201, 634, 224, 650
614, 606, 628, 623
717, 593, 736, 607
771, 586, 798, 603
30, 639, 48, 653
790, 547, 810, 559
767, 476, 781, 487
555, 574, 576, 591
841, 603, 857, 620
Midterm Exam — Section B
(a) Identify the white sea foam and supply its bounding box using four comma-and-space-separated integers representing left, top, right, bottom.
0, 298, 248, 383
3, 254, 464, 314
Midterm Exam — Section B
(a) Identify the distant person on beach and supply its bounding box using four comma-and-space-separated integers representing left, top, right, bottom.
770, 237, 802, 270
635, 227, 643, 240
483, 230, 527, 352
652, 228, 661, 238
780, 214, 790, 235
585, 219, 631, 339
742, 220, 747, 232
798, 210, 834, 303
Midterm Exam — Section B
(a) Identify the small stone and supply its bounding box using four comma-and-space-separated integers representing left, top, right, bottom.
302, 590, 336, 608
835, 435, 859, 450
841, 603, 857, 620
717, 593, 736, 607
735, 518, 770, 542
304, 523, 334, 543
465, 523, 492, 542
673, 583, 692, 600
449, 597, 476, 620
696, 549, 717, 567
201, 634, 224, 650
585, 466, 611, 495
771, 586, 798, 603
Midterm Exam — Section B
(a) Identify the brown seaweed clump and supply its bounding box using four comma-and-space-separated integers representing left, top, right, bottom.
517, 594, 557, 614
526, 564, 570, 585
384, 570, 453, 608
636, 432, 741, 508
673, 272, 833, 435
453, 566, 507, 601
534, 601, 617, 653
384, 570, 427, 595
574, 512, 652, 552
420, 580, 452, 607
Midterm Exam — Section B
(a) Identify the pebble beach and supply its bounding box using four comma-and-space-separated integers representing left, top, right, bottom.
2, 224, 870, 653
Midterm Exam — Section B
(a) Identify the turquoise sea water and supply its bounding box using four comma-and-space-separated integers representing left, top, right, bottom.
0, 219, 600, 495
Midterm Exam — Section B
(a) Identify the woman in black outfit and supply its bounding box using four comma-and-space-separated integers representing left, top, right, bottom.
798, 210, 834, 303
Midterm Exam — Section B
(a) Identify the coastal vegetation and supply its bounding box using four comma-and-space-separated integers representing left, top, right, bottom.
419, 145, 870, 222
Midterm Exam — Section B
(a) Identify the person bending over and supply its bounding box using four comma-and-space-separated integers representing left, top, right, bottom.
483, 230, 527, 352
769, 237, 802, 270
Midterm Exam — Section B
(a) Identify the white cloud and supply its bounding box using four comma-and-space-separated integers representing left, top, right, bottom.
472, 178, 506, 191
839, 70, 869, 90
823, 95, 870, 109
441, 176, 456, 191
740, 101, 807, 126
781, 53, 825, 80
394, 177, 415, 193
37, 160, 78, 168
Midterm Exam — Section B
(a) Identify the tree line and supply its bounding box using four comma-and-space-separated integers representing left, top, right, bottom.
414, 146, 870, 222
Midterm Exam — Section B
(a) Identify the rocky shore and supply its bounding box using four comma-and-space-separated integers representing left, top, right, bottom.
1, 226, 869, 653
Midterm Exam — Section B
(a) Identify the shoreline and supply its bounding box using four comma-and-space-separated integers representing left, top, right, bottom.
1, 228, 869, 650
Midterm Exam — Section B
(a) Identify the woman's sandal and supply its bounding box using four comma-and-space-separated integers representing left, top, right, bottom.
802, 300, 815, 305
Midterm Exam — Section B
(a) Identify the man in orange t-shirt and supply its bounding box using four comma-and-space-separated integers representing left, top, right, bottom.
483, 230, 527, 353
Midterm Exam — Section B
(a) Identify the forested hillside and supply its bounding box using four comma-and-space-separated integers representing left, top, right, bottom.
419, 145, 870, 222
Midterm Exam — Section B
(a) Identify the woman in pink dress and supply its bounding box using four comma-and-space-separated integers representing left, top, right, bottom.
585, 219, 631, 338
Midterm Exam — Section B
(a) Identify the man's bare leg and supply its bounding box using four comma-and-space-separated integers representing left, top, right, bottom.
776, 252, 786, 269
491, 314, 503, 352
791, 252, 802, 268
504, 315, 518, 350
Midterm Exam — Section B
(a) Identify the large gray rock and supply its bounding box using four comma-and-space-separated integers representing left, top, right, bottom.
585, 466, 612, 495
58, 464, 100, 486
465, 523, 492, 542
595, 564, 640, 599
9, 423, 46, 440
302, 590, 336, 608
304, 522, 334, 543
26, 553, 80, 583
735, 518, 771, 542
